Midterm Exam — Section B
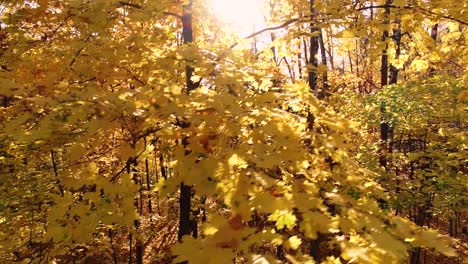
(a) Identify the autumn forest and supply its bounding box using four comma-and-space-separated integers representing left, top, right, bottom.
0, 0, 466, 263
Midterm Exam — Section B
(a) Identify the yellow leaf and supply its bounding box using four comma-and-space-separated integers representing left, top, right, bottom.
286, 236, 302, 250
339, 29, 355, 38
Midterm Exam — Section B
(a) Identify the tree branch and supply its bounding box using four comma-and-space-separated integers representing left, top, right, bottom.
69, 34, 92, 67
118, 1, 182, 19
356, 4, 397, 11
415, 6, 468, 26
356, 4, 468, 25
230, 17, 305, 49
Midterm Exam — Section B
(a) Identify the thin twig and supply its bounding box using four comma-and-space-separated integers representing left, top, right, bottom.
230, 17, 306, 49
50, 150, 64, 196
46, 13, 74, 40
118, 1, 182, 19
69, 34, 92, 67
356, 4, 468, 25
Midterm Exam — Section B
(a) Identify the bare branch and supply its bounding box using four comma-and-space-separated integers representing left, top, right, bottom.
230, 17, 304, 49
118, 1, 182, 19
416, 6, 468, 26
69, 34, 92, 67
356, 4, 468, 25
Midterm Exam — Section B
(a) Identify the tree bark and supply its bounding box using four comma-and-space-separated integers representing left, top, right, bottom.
428, 23, 438, 76
128, 157, 143, 264
307, 0, 319, 94
326, 28, 334, 70
319, 29, 329, 98
389, 20, 401, 85
379, 0, 391, 169
178, 0, 199, 242
145, 139, 153, 214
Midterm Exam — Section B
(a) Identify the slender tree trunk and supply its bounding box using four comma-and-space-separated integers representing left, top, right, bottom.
319, 29, 329, 98
309, 235, 322, 262
389, 20, 401, 85
179, 184, 192, 241
145, 139, 153, 214
326, 28, 334, 70
159, 154, 167, 180
355, 39, 359, 77
270, 33, 278, 65
303, 38, 309, 65
129, 233, 133, 264
306, 1, 324, 260
178, 0, 199, 242
50, 150, 64, 196
135, 221, 143, 264
380, 1, 390, 88
428, 23, 438, 76
307, 0, 319, 95
276, 244, 285, 260
348, 50, 354, 74
298, 40, 303, 79
128, 157, 143, 264
109, 229, 118, 264
283, 57, 295, 82
379, 0, 391, 169
144, 138, 153, 214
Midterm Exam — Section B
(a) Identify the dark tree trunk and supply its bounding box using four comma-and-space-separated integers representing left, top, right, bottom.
270, 33, 278, 65
319, 29, 329, 99
135, 220, 143, 264
307, 0, 319, 94
50, 150, 64, 196
309, 235, 322, 262
178, 0, 199, 243
276, 244, 285, 260
108, 229, 118, 264
298, 40, 303, 79
128, 158, 144, 264
182, 2, 198, 93
428, 23, 438, 76
389, 20, 401, 85
348, 50, 354, 74
326, 28, 334, 70
178, 184, 192, 241
144, 139, 153, 214
129, 233, 133, 264
380, 0, 390, 88
306, 2, 323, 258
379, 0, 391, 169
159, 154, 167, 180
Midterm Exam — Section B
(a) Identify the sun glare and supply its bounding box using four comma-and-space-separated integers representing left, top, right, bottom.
207, 0, 266, 36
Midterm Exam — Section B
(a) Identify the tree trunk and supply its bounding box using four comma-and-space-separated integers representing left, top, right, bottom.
307, 0, 319, 94
178, 0, 199, 242
145, 139, 153, 214
50, 150, 64, 196
298, 40, 303, 79
309, 235, 322, 262
379, 0, 391, 169
326, 28, 334, 70
129, 233, 133, 264
428, 23, 438, 76
128, 157, 144, 264
319, 29, 329, 98
389, 20, 401, 85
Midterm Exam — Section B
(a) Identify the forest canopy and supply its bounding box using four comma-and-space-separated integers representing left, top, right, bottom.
0, 0, 466, 263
